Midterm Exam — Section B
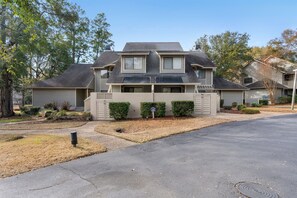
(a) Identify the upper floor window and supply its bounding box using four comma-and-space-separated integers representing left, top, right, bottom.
244, 77, 253, 84
101, 70, 109, 79
123, 56, 144, 70
195, 69, 206, 79
163, 57, 183, 70
284, 74, 293, 81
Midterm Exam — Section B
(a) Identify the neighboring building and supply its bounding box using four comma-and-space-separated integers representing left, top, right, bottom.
32, 42, 248, 119
242, 56, 297, 103
31, 64, 94, 109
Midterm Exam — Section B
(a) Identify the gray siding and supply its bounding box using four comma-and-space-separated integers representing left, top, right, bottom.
33, 89, 76, 107
221, 91, 243, 106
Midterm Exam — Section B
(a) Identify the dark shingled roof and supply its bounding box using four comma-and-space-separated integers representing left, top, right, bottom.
213, 77, 248, 90
31, 64, 94, 88
246, 80, 288, 89
186, 51, 216, 68
107, 51, 205, 84
123, 42, 183, 52
91, 51, 119, 68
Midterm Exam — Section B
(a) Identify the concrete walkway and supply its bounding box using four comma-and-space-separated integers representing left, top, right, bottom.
0, 121, 136, 151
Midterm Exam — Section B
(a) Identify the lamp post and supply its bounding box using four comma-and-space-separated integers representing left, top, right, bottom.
291, 69, 297, 110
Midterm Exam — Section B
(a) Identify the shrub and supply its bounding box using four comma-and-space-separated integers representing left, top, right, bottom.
231, 102, 237, 108
20, 106, 40, 115
171, 101, 194, 117
61, 101, 71, 111
259, 100, 268, 105
220, 99, 224, 108
278, 96, 297, 104
241, 108, 260, 114
44, 110, 53, 118
223, 106, 232, 110
109, 102, 130, 120
140, 102, 166, 118
81, 112, 92, 121
44, 102, 58, 110
237, 104, 246, 111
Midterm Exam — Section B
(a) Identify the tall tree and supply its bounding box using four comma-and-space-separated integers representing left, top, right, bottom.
90, 13, 113, 60
268, 29, 297, 62
195, 31, 252, 82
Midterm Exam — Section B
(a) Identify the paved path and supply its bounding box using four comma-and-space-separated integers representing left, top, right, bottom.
1, 114, 297, 197
0, 121, 136, 151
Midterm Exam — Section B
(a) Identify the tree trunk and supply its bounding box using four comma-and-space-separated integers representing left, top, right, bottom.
0, 70, 14, 117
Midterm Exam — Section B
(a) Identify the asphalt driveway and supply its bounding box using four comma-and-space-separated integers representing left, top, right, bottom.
1, 114, 297, 197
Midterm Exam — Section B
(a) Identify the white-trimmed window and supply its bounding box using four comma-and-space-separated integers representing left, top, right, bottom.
123, 57, 144, 70
101, 70, 109, 79
163, 57, 183, 70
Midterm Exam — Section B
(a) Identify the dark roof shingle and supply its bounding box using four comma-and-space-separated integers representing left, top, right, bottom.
213, 77, 248, 90
246, 80, 288, 89
31, 64, 94, 88
123, 42, 183, 52
91, 51, 119, 68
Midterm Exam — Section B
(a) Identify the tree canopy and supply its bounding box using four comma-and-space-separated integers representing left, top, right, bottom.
0, 0, 113, 117
195, 31, 253, 82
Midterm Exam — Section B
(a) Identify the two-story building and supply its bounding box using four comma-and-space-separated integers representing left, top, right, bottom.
242, 56, 297, 103
32, 42, 247, 120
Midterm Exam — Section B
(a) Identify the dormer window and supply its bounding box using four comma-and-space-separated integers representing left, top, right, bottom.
195, 69, 206, 79
163, 57, 183, 70
123, 56, 144, 70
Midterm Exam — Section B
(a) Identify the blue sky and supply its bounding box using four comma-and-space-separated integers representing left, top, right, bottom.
69, 0, 297, 51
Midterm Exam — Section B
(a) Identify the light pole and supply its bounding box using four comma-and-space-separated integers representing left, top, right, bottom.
291, 69, 297, 110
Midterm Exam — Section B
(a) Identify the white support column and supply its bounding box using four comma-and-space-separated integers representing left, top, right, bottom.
291, 69, 297, 110
151, 84, 154, 93
90, 92, 97, 120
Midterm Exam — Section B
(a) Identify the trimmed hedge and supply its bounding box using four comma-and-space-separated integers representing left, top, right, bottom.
251, 102, 262, 107
109, 102, 130, 120
20, 106, 40, 115
140, 102, 166, 118
259, 100, 268, 105
172, 101, 194, 117
241, 108, 260, 114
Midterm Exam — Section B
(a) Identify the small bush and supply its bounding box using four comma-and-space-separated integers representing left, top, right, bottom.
109, 102, 130, 120
237, 104, 246, 111
140, 102, 166, 118
44, 102, 58, 110
81, 112, 92, 121
241, 108, 260, 114
231, 102, 237, 108
61, 101, 71, 111
172, 101, 194, 117
223, 106, 232, 110
278, 96, 297, 104
220, 99, 224, 108
259, 100, 268, 105
20, 106, 40, 115
44, 110, 53, 118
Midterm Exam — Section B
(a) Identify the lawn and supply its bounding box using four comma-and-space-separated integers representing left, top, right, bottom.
0, 116, 33, 123
95, 117, 231, 143
0, 121, 87, 130
0, 134, 106, 178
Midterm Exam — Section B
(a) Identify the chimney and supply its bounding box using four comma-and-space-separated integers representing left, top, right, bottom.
104, 44, 113, 51
195, 44, 201, 51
